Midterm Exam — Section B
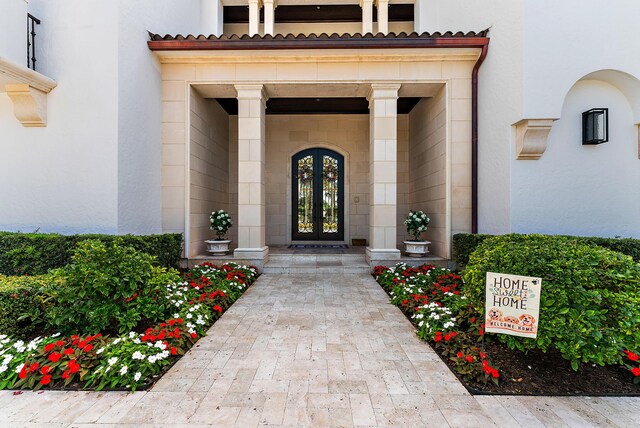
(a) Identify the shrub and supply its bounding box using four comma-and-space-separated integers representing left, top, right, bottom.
463, 234, 640, 369
453, 233, 640, 269
0, 275, 56, 338
46, 240, 181, 335
452, 233, 493, 268
0, 232, 183, 275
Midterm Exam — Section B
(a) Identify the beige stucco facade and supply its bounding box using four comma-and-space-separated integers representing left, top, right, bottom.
158, 48, 478, 264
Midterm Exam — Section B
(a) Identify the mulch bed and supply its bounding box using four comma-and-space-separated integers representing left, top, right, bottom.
388, 287, 640, 396
451, 340, 640, 396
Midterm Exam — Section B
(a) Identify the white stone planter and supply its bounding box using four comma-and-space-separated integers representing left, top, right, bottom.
205, 240, 231, 255
404, 240, 431, 257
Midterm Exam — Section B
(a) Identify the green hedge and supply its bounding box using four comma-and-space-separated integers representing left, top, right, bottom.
0, 232, 183, 275
453, 233, 640, 268
463, 234, 640, 369
0, 275, 56, 338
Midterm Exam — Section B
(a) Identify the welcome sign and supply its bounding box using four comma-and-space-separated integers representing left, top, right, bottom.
485, 272, 541, 339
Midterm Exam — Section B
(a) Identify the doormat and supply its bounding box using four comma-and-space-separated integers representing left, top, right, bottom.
288, 244, 348, 249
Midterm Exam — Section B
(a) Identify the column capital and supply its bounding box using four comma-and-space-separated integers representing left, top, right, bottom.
360, 0, 373, 5
375, 0, 389, 4
367, 84, 401, 103
247, 0, 263, 6
234, 84, 269, 101
263, 0, 276, 6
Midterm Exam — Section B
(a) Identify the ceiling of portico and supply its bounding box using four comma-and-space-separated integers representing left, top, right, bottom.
221, 0, 413, 5
192, 82, 443, 99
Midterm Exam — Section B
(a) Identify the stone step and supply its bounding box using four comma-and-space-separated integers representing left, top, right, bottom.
261, 265, 372, 274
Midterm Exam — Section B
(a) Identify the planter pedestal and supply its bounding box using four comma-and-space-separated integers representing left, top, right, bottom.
205, 240, 231, 255
404, 241, 431, 257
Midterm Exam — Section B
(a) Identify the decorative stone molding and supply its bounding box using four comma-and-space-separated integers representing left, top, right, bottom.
5, 84, 48, 127
0, 56, 57, 127
514, 119, 556, 160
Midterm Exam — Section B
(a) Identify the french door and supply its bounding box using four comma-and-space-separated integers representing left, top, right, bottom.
292, 148, 344, 241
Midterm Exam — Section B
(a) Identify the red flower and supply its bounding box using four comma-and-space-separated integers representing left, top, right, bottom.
29, 363, 39, 373
48, 352, 62, 362
83, 344, 93, 352
40, 375, 52, 385
168, 319, 176, 326
19, 365, 27, 379
491, 369, 500, 378
444, 334, 451, 341
631, 367, 640, 377
627, 352, 639, 362
177, 318, 184, 324
171, 347, 177, 355
68, 360, 80, 374
63, 348, 74, 356
158, 331, 166, 340
41, 366, 51, 375
55, 340, 65, 347
190, 333, 197, 339
44, 343, 55, 352
457, 352, 463, 359
465, 356, 473, 363
77, 340, 87, 349
471, 317, 476, 323
62, 370, 70, 380
213, 305, 223, 313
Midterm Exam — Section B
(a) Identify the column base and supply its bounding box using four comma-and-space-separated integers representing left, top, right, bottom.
365, 247, 401, 265
234, 246, 269, 269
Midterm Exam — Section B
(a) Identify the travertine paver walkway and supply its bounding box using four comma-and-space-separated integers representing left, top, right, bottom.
1, 273, 639, 427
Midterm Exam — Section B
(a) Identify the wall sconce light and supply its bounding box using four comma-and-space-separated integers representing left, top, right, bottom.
582, 108, 608, 145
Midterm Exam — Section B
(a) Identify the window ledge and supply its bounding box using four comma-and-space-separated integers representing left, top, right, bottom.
0, 56, 57, 127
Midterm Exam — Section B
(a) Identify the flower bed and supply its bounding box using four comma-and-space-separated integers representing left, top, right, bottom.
374, 263, 640, 395
0, 262, 258, 391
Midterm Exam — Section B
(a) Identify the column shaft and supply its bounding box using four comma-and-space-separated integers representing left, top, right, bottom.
367, 84, 401, 263
361, 0, 374, 34
377, 0, 389, 35
264, 0, 276, 36
248, 0, 261, 36
235, 85, 269, 261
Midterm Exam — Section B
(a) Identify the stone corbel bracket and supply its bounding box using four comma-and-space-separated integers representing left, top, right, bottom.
514, 119, 556, 160
0, 57, 57, 127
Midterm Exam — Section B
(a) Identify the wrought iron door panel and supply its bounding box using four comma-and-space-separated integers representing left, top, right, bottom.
292, 149, 344, 241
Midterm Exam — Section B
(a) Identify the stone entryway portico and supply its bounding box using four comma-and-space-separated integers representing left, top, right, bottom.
152, 32, 488, 267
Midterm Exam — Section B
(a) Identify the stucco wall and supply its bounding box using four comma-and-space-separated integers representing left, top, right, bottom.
0, 0, 120, 234
260, 115, 371, 246
419, 0, 523, 236
188, 93, 230, 257
512, 80, 640, 238
0, 0, 28, 65
408, 91, 447, 257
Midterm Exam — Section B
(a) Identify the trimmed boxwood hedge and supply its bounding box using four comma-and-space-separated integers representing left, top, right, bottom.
0, 275, 56, 338
0, 232, 183, 275
453, 233, 640, 268
463, 234, 640, 369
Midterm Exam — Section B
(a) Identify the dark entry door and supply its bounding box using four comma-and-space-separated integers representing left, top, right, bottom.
292, 148, 344, 241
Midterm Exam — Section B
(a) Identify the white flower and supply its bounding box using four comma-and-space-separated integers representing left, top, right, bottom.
113, 338, 121, 345
134, 372, 142, 382
120, 365, 128, 375
129, 332, 136, 338
108, 357, 118, 366
132, 351, 145, 360
96, 347, 105, 354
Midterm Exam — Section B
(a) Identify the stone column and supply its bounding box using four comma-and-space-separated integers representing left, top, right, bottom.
264, 0, 276, 36
366, 84, 401, 263
234, 85, 269, 262
361, 0, 374, 34
248, 0, 262, 36
376, 0, 389, 35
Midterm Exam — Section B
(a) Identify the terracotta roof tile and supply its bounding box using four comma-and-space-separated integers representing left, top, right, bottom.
147, 31, 489, 50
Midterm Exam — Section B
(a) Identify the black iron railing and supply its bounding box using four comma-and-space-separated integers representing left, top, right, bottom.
27, 13, 40, 71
